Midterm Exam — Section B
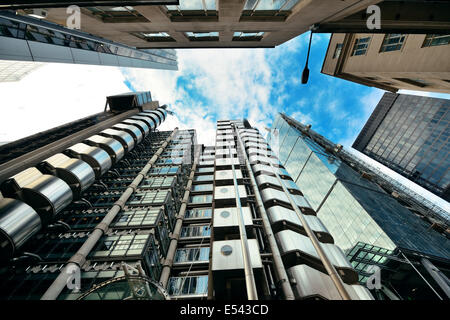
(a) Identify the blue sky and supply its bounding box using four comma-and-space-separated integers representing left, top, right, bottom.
122, 32, 387, 147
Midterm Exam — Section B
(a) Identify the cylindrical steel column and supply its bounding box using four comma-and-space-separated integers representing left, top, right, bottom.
234, 126, 295, 300
159, 145, 200, 288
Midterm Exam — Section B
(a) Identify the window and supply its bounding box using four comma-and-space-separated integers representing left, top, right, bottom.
180, 224, 211, 238
333, 43, 343, 59
165, 0, 218, 21
351, 37, 371, 56
92, 234, 149, 258
185, 31, 219, 41
114, 208, 161, 227
84, 6, 149, 23
422, 34, 450, 47
233, 31, 264, 41
185, 208, 212, 219
192, 184, 213, 192
194, 175, 213, 182
380, 34, 406, 52
241, 0, 299, 20
197, 167, 214, 173
167, 275, 208, 296
189, 194, 213, 204
174, 247, 210, 263
132, 32, 175, 42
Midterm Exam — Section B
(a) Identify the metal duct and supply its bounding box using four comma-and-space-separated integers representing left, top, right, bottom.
84, 135, 125, 165
266, 206, 333, 243
112, 123, 143, 144
288, 265, 373, 300
0, 167, 73, 223
65, 143, 112, 179
100, 128, 135, 152
38, 153, 95, 199
275, 229, 358, 284
0, 197, 42, 260
122, 119, 150, 137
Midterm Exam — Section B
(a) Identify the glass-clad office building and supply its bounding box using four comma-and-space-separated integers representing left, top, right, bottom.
269, 113, 450, 299
353, 93, 449, 201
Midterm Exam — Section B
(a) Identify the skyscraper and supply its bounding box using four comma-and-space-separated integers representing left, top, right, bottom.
321, 33, 450, 94
0, 11, 178, 70
353, 92, 450, 202
7, 1, 448, 50
269, 113, 450, 300
0, 94, 374, 300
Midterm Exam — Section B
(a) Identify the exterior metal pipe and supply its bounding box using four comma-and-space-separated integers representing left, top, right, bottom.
159, 145, 200, 288
400, 251, 442, 300
421, 257, 450, 299
268, 161, 352, 300
41, 128, 178, 300
228, 144, 258, 300
234, 127, 295, 300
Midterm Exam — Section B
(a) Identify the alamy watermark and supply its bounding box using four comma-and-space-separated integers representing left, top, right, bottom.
366, 5, 381, 30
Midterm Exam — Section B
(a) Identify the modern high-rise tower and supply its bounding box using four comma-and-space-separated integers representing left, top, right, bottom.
269, 113, 450, 300
0, 94, 375, 300
0, 10, 178, 70
353, 92, 450, 202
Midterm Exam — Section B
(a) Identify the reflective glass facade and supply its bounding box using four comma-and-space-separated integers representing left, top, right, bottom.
270, 114, 450, 262
353, 93, 450, 201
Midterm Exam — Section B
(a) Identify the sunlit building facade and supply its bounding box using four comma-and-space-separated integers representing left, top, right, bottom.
269, 113, 450, 300
0, 96, 374, 301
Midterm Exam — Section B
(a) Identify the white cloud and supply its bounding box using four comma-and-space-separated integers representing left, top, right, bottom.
123, 48, 278, 145
0, 63, 129, 143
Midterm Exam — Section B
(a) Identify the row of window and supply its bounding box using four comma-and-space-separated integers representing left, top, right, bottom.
134, 31, 266, 42
0, 17, 176, 65
85, 1, 300, 22
338, 34, 450, 58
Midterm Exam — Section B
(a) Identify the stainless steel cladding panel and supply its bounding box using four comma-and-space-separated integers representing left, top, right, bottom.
215, 148, 237, 157
3, 167, 73, 221
215, 158, 240, 167
40, 153, 95, 197
214, 185, 247, 201
141, 112, 160, 127
215, 141, 235, 148
248, 155, 280, 166
100, 128, 135, 152
66, 143, 112, 178
252, 164, 289, 176
136, 113, 157, 128
288, 265, 373, 300
156, 108, 167, 121
0, 198, 41, 259
212, 239, 262, 271
122, 119, 149, 137
260, 187, 310, 208
215, 170, 243, 181
151, 111, 163, 125
266, 206, 332, 243
246, 147, 275, 157
275, 230, 358, 284
85, 135, 125, 164
153, 108, 165, 121
130, 115, 155, 129
213, 207, 253, 229
112, 123, 143, 144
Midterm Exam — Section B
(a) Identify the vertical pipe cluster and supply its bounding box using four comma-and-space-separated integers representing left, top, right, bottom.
235, 125, 373, 300
0, 108, 168, 264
